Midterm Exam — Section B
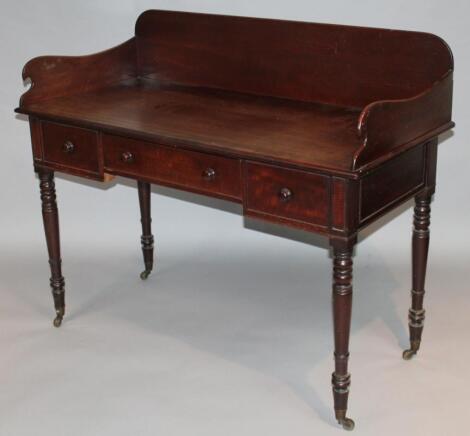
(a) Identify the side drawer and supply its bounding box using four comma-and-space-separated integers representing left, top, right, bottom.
103, 134, 242, 201
244, 162, 329, 228
42, 122, 99, 174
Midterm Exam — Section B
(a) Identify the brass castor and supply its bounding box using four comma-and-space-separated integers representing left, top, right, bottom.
53, 307, 65, 328
140, 269, 152, 280
338, 417, 355, 431
336, 411, 355, 431
402, 349, 417, 360
402, 340, 420, 360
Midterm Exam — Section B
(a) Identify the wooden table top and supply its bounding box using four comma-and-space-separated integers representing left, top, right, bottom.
20, 78, 362, 174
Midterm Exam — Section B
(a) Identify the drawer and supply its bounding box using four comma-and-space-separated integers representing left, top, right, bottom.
244, 162, 329, 227
103, 135, 242, 200
42, 122, 99, 174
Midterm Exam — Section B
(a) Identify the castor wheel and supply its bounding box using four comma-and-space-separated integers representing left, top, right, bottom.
53, 307, 65, 328
402, 340, 420, 360
336, 411, 355, 431
338, 417, 355, 431
402, 348, 417, 360
140, 269, 152, 280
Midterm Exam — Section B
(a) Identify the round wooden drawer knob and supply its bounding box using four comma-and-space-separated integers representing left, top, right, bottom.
63, 141, 75, 154
121, 151, 135, 163
202, 167, 216, 181
278, 187, 293, 202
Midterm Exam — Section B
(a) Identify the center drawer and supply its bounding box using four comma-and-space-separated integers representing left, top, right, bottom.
103, 135, 242, 201
244, 162, 329, 228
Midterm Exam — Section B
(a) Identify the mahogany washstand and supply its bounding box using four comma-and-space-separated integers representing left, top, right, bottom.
16, 10, 454, 430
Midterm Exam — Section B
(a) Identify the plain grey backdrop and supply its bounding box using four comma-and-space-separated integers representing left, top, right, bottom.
1, 1, 469, 435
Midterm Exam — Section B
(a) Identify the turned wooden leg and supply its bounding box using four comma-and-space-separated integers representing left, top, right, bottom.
403, 193, 431, 360
138, 181, 154, 280
331, 242, 355, 431
38, 170, 65, 327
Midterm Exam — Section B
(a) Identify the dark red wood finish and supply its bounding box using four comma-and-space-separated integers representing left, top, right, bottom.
138, 181, 154, 280
16, 10, 454, 430
135, 10, 452, 108
355, 73, 453, 169
402, 193, 431, 360
359, 144, 426, 223
38, 170, 66, 327
21, 39, 136, 107
42, 121, 100, 175
244, 162, 329, 229
103, 134, 242, 201
19, 80, 362, 174
331, 240, 355, 430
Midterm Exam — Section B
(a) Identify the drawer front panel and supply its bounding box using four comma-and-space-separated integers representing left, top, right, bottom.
103, 135, 242, 200
245, 162, 329, 226
42, 122, 99, 173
